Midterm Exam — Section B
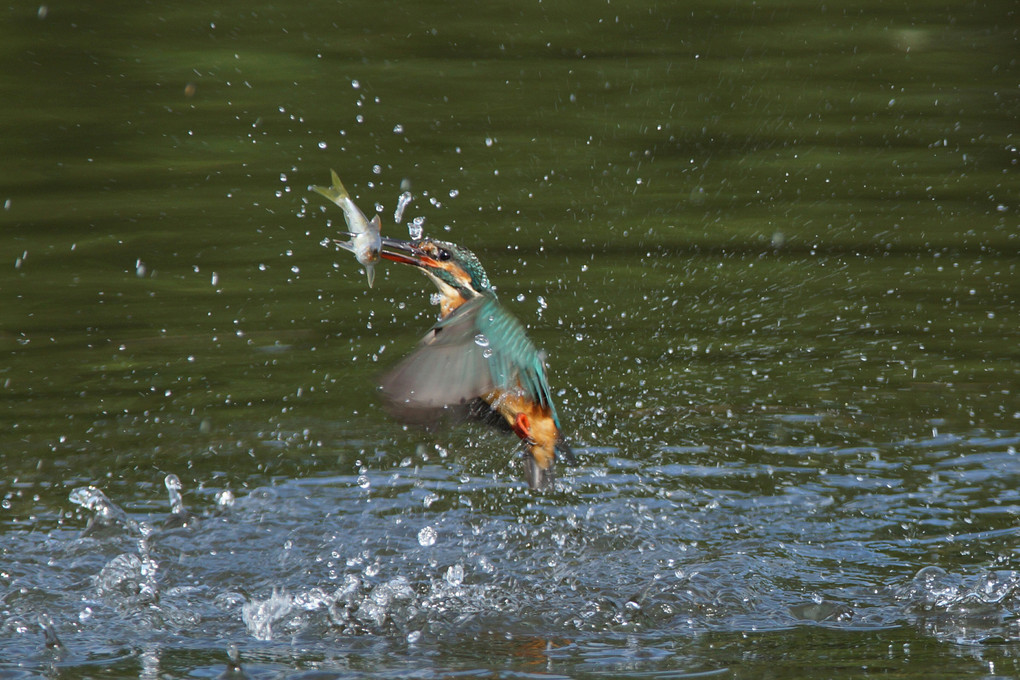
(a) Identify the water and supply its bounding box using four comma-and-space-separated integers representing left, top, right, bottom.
394, 191, 414, 226
2, 0, 1017, 677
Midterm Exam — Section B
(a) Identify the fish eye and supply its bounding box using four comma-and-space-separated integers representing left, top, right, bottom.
437, 248, 451, 261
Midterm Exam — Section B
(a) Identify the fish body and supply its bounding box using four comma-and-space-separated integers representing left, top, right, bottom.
311, 169, 382, 287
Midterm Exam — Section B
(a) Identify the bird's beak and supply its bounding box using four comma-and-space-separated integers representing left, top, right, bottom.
379, 238, 440, 269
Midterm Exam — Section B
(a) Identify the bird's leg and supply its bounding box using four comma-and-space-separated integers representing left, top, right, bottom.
512, 412, 532, 442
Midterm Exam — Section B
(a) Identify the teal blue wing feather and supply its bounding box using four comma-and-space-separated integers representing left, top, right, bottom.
379, 296, 560, 427
471, 297, 559, 425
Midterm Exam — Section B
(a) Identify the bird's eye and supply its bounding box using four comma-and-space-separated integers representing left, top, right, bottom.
437, 248, 451, 261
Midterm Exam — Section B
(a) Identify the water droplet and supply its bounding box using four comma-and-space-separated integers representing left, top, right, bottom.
484, 137, 494, 147
38, 613, 63, 649
68, 486, 127, 524
394, 191, 413, 224
351, 79, 360, 89
393, 124, 404, 134
448, 189, 459, 198
164, 474, 185, 515
474, 333, 490, 348
445, 564, 465, 586
409, 216, 425, 240
226, 643, 242, 670
418, 526, 437, 546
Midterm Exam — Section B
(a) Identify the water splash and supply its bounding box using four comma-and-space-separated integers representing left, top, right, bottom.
68, 485, 139, 535
894, 566, 1020, 644
165, 474, 185, 516
394, 191, 413, 224
218, 643, 250, 679
242, 589, 299, 641
11, 428, 1020, 678
408, 215, 425, 240
445, 564, 465, 587
417, 526, 437, 546
216, 489, 236, 509
242, 588, 337, 641
95, 553, 160, 605
353, 577, 416, 630
68, 486, 124, 522
38, 613, 63, 651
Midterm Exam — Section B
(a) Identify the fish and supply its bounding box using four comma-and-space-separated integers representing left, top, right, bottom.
311, 169, 383, 287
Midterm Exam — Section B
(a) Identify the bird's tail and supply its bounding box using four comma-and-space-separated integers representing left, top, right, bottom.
522, 452, 555, 490
522, 437, 574, 490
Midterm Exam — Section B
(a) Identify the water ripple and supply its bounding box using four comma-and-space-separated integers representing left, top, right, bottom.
2, 427, 1020, 676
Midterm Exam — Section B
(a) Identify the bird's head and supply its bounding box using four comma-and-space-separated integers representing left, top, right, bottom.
381, 237, 493, 311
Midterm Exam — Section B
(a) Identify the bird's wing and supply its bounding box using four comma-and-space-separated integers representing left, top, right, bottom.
379, 296, 558, 425
472, 297, 556, 417
379, 297, 496, 422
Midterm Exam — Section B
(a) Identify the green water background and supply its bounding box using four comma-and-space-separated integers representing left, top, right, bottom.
1, 1, 1017, 677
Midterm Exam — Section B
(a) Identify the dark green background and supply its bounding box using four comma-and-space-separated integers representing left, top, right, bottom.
1, 1, 1017, 677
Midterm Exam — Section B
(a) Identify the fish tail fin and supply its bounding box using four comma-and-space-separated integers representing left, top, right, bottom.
310, 169, 350, 204
328, 169, 349, 198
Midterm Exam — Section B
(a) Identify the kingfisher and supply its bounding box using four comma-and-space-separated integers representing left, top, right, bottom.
376, 236, 573, 489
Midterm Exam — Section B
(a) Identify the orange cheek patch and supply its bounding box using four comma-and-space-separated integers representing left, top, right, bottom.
450, 266, 473, 288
